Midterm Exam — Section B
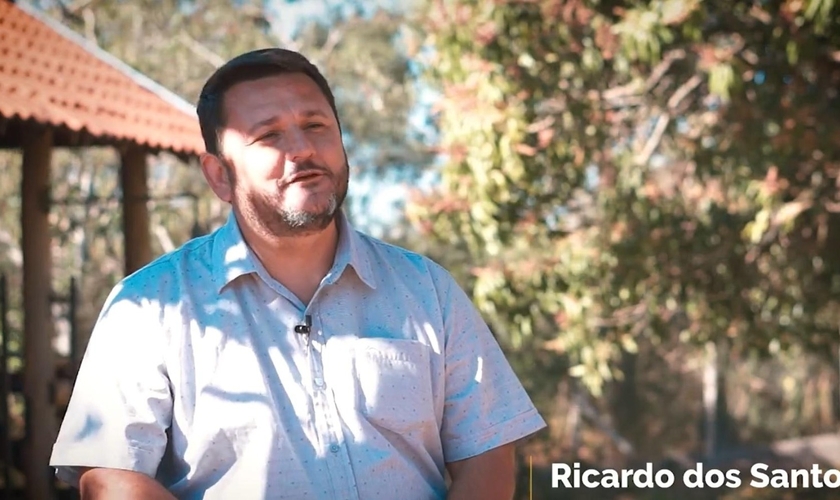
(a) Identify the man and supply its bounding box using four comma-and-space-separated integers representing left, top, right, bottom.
50, 48, 546, 500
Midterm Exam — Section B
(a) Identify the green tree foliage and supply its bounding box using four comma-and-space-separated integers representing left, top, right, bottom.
412, 0, 840, 397
293, 8, 435, 177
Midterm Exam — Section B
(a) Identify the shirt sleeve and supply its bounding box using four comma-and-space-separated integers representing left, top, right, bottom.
432, 264, 547, 462
49, 279, 173, 488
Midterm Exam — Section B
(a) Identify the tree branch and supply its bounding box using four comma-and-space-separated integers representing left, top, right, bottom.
82, 7, 97, 43
262, 8, 302, 52
152, 223, 176, 254
667, 74, 703, 109
602, 49, 687, 102
66, 0, 100, 14
177, 32, 226, 69
635, 74, 703, 166
320, 27, 344, 60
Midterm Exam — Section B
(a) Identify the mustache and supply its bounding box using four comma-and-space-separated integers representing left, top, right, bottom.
285, 161, 330, 176
281, 161, 332, 184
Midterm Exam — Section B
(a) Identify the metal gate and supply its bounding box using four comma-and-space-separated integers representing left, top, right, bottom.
0, 274, 80, 500
0, 273, 16, 498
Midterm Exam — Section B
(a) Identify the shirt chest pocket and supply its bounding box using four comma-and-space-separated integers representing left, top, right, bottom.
350, 338, 436, 433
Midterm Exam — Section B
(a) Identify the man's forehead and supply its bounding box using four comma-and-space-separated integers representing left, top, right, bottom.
222, 74, 333, 124
226, 72, 326, 101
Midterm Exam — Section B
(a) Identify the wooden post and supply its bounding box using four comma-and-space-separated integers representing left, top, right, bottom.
21, 127, 55, 500
120, 145, 151, 275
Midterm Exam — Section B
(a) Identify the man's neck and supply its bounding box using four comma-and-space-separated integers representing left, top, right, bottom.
237, 213, 340, 305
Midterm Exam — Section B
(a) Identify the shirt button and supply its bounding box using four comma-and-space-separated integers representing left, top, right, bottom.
314, 378, 325, 389
329, 444, 340, 453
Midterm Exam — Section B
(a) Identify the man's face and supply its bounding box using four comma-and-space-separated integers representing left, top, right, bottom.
212, 72, 348, 239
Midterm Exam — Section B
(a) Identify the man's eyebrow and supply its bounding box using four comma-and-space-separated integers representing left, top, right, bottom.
248, 117, 280, 135
299, 109, 331, 119
247, 109, 331, 135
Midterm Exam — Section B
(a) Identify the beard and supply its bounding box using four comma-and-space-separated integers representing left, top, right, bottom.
225, 157, 349, 239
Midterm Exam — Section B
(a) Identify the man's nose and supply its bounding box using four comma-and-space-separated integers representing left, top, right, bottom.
283, 127, 315, 161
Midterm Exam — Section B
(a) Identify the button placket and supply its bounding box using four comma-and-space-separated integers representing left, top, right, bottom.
306, 314, 361, 499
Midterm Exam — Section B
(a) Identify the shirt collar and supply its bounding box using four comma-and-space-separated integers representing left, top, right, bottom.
212, 209, 377, 293
331, 210, 377, 290
211, 211, 259, 293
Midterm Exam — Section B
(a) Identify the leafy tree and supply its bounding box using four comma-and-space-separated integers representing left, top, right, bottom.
412, 0, 840, 416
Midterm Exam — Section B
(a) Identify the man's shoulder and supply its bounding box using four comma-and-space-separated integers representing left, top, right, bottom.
355, 230, 446, 271
352, 230, 458, 289
111, 231, 217, 302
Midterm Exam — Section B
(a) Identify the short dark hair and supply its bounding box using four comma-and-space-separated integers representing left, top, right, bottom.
197, 48, 341, 155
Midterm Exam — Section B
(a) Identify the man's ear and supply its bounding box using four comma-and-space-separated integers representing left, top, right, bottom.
200, 153, 233, 203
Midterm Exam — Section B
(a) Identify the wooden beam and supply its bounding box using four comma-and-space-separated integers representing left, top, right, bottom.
120, 145, 151, 275
21, 126, 56, 500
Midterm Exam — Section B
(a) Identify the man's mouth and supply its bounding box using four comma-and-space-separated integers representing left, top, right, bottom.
287, 171, 325, 184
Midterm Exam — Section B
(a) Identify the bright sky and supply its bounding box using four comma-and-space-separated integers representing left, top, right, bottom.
269, 0, 406, 34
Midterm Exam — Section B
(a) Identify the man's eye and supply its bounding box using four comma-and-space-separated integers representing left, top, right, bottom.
257, 131, 281, 141
305, 123, 325, 130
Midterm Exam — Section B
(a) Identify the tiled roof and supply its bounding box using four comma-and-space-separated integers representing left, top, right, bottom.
0, 1, 204, 156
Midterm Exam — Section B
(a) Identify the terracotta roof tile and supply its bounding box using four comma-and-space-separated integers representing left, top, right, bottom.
0, 1, 204, 156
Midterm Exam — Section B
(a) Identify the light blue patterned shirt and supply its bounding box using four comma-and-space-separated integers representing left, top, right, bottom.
50, 210, 546, 499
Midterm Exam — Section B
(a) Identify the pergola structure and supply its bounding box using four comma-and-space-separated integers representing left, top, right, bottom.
0, 1, 204, 497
